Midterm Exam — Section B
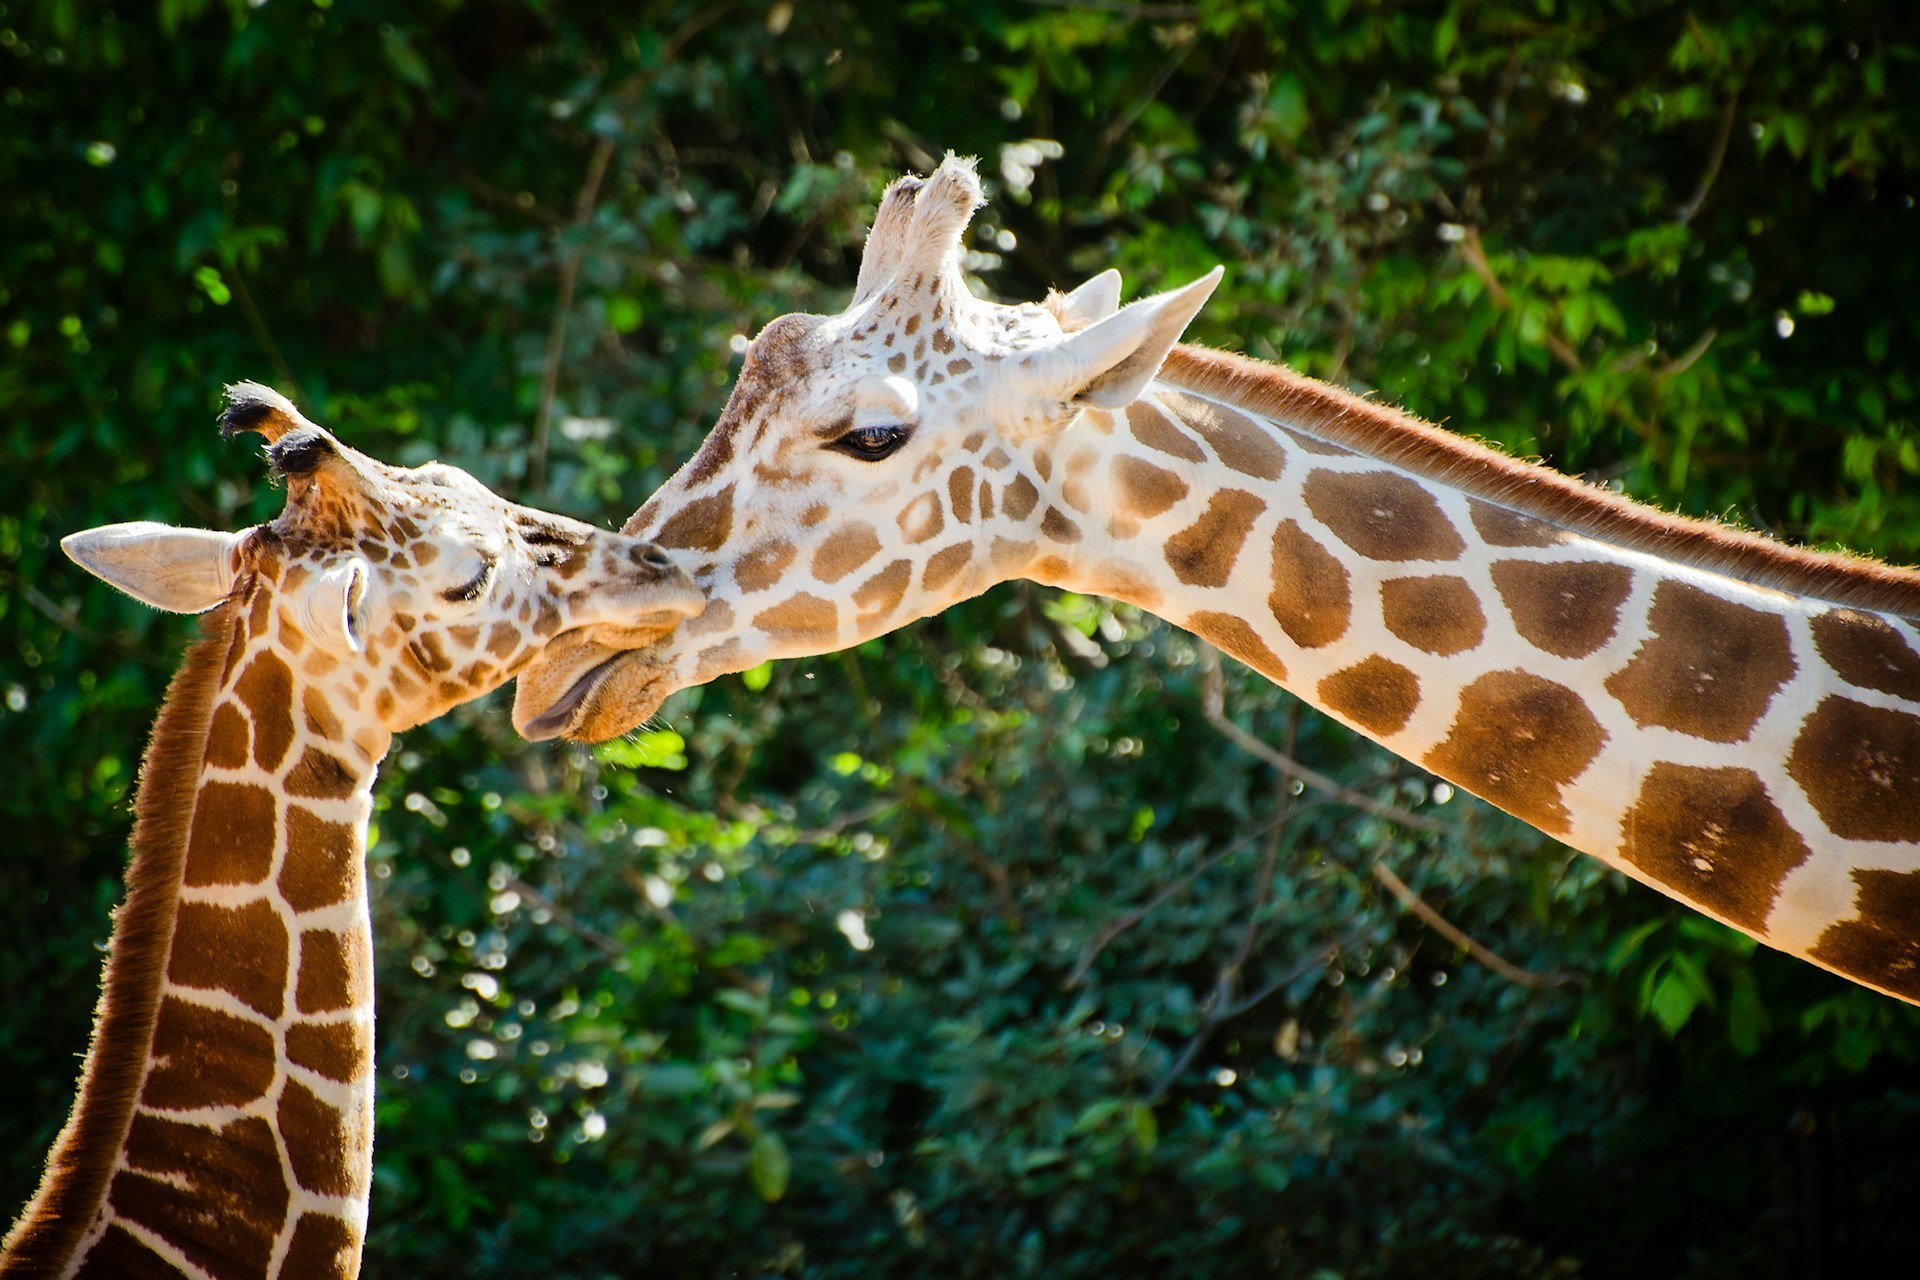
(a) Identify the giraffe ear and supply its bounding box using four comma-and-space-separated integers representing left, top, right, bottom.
297, 557, 372, 655
62, 522, 240, 614
1023, 266, 1224, 413
1054, 269, 1124, 330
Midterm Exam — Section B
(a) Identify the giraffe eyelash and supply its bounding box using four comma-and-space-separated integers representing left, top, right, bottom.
829, 422, 913, 461
442, 556, 496, 602
522, 526, 579, 567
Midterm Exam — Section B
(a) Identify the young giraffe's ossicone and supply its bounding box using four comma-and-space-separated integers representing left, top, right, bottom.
516, 155, 1920, 1004
1, 384, 703, 1280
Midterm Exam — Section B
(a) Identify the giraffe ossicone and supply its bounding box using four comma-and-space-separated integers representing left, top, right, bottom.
516, 153, 1920, 1005
2, 383, 702, 1280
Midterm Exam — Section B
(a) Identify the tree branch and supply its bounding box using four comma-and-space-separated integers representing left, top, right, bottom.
529, 136, 616, 492
1197, 649, 1447, 833
1675, 89, 1740, 227
502, 869, 627, 959
1456, 224, 1587, 373
1368, 861, 1579, 989
1063, 810, 1294, 989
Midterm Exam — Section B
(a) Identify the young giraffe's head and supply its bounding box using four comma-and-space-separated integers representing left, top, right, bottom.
513, 155, 1221, 741
68, 383, 705, 737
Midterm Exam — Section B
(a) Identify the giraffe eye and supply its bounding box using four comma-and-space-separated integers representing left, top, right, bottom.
442, 556, 496, 603
830, 423, 912, 461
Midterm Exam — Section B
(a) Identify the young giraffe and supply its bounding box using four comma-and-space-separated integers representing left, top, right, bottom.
514, 155, 1920, 1004
2, 385, 703, 1280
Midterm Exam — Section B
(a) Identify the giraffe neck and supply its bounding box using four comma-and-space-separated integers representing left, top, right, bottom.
1035, 348, 1920, 1002
2, 602, 390, 1280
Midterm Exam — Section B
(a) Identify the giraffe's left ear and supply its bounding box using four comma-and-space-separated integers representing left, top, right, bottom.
1018, 266, 1224, 414
62, 522, 240, 614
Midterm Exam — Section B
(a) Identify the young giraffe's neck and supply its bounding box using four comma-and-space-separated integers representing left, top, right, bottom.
1034, 346, 1920, 1001
3, 601, 389, 1280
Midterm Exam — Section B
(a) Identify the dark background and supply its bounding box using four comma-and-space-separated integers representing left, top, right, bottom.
5, 1, 1919, 1275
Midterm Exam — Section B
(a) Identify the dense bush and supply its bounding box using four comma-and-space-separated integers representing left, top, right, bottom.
5, 1, 1919, 1275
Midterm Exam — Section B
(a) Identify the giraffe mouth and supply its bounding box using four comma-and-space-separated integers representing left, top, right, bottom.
517, 650, 631, 742
513, 612, 694, 743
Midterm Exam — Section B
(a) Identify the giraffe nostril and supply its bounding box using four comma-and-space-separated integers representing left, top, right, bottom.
642, 547, 675, 573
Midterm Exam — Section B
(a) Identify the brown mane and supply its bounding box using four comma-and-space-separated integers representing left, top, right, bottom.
1161, 344, 1920, 621
1, 602, 238, 1276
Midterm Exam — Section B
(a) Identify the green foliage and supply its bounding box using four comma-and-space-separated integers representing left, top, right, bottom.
5, 1, 1920, 1275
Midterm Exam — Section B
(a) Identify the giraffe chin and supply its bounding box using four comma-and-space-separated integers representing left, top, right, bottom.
565, 655, 679, 743
512, 632, 680, 743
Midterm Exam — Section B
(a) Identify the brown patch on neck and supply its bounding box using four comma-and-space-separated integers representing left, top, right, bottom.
1380, 575, 1486, 656
1786, 695, 1920, 842
1603, 581, 1796, 744
1618, 764, 1810, 932
1318, 655, 1421, 735
1810, 869, 1920, 1001
1186, 611, 1286, 681
1810, 609, 1920, 700
1491, 560, 1634, 659
649, 485, 736, 552
1162, 344, 1920, 619
0, 604, 239, 1274
1424, 670, 1607, 837
1303, 470, 1465, 563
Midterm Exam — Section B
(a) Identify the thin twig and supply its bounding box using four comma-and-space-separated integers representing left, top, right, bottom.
1457, 224, 1587, 373
454, 169, 568, 227
1197, 649, 1447, 833
1675, 89, 1740, 226
1454, 224, 1715, 445
4, 567, 99, 644
530, 137, 617, 492
503, 870, 626, 959
1658, 325, 1718, 380
1145, 931, 1368, 1104
780, 799, 901, 844
838, 650, 1023, 925
228, 271, 304, 402
1368, 861, 1578, 988
1063, 810, 1294, 989
1217, 712, 1299, 985
1100, 30, 1199, 148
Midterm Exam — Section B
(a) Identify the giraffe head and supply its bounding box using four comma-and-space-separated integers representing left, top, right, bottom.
516, 155, 1221, 741
64, 383, 705, 737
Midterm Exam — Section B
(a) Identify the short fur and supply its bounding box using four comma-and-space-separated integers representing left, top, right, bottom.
0, 601, 238, 1277
1161, 344, 1920, 621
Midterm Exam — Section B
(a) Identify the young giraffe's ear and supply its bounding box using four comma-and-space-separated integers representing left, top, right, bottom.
62, 522, 240, 614
1023, 266, 1225, 412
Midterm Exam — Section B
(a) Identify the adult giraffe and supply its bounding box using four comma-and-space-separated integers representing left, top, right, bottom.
515, 156, 1920, 1004
2, 385, 701, 1279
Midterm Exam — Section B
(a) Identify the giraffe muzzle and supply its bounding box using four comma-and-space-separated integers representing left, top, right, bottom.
511, 630, 680, 744
517, 649, 631, 741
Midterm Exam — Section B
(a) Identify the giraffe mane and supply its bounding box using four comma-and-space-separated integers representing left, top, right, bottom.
1161, 344, 1920, 621
1, 601, 239, 1272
